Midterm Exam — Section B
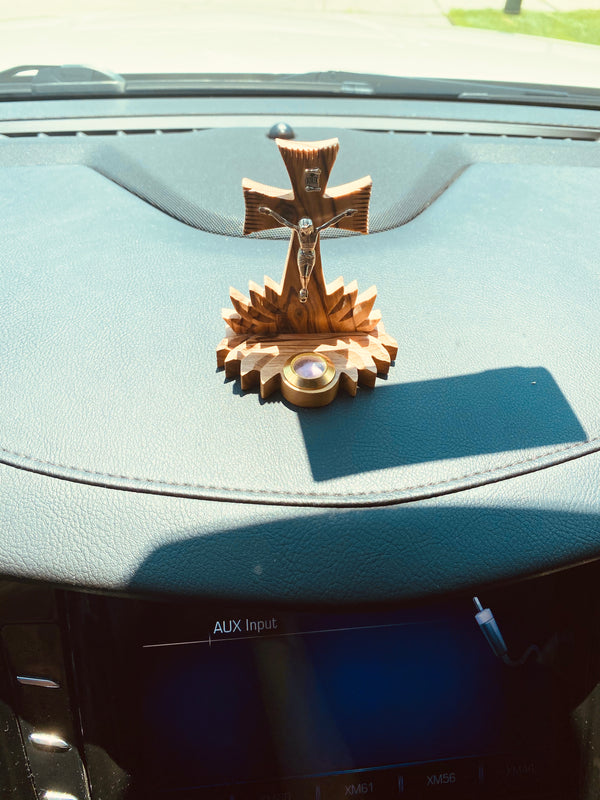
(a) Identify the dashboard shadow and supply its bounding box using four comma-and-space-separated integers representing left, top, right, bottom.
298, 366, 587, 481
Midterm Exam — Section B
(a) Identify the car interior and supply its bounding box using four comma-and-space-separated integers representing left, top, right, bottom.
1, 77, 600, 800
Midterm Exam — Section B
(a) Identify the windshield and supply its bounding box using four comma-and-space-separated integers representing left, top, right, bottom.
1, 0, 600, 93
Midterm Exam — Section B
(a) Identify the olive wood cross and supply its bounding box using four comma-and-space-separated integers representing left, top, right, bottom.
242, 137, 372, 332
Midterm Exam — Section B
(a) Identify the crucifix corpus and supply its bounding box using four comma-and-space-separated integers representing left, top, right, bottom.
216, 137, 397, 407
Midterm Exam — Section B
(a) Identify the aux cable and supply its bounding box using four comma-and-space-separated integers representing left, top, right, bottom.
473, 597, 541, 667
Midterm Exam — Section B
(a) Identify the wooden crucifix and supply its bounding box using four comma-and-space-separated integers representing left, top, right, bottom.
217, 137, 397, 407
242, 137, 371, 333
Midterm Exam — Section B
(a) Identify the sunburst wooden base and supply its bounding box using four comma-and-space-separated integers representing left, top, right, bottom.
217, 325, 398, 400
223, 274, 383, 337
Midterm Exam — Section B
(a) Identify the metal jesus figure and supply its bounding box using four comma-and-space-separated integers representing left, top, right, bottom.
259, 207, 356, 303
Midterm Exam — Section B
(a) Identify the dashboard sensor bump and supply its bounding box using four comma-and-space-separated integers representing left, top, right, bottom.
267, 121, 295, 140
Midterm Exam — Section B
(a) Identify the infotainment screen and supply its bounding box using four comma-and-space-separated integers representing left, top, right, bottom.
137, 600, 563, 799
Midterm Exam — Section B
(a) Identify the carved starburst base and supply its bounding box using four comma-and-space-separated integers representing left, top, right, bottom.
217, 326, 398, 400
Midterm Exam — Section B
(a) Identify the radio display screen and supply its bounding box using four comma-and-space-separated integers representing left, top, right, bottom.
138, 600, 561, 796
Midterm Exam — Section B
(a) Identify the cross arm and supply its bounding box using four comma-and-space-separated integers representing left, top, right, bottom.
242, 178, 296, 235
325, 175, 372, 233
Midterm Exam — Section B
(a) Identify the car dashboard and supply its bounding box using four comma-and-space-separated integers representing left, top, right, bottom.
0, 92, 600, 800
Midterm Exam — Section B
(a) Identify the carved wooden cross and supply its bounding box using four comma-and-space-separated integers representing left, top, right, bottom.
242, 137, 372, 333
218, 136, 397, 404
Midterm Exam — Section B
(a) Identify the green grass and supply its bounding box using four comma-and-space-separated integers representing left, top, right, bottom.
448, 9, 600, 46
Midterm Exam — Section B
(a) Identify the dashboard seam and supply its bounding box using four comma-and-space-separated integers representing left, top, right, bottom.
0, 437, 598, 505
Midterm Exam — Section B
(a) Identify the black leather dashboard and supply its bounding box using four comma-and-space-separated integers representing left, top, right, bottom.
1, 97, 599, 602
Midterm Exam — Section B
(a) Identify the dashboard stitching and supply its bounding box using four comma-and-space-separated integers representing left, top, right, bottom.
0, 437, 597, 500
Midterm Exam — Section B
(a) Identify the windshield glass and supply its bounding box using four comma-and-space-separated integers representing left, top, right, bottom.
1, 0, 600, 92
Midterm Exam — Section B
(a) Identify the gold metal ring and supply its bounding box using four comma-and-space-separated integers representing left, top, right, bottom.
281, 352, 339, 407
